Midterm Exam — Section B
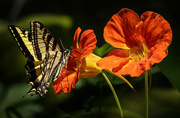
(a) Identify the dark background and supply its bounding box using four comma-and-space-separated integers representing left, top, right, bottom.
0, 0, 180, 118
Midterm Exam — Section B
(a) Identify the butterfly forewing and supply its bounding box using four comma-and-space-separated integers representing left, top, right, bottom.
8, 26, 38, 61
31, 21, 61, 61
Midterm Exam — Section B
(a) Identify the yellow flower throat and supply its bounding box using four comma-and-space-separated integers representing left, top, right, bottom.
128, 43, 149, 62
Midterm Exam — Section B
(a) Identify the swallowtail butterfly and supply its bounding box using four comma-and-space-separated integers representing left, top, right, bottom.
8, 21, 70, 97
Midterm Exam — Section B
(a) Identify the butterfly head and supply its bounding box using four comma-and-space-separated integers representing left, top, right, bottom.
63, 49, 70, 58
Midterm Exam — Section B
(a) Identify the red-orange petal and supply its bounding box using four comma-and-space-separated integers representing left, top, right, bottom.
79, 29, 97, 60
52, 69, 79, 94
72, 27, 82, 58
97, 49, 129, 70
114, 61, 145, 77
52, 57, 80, 94
140, 11, 172, 49
73, 27, 81, 49
97, 55, 127, 70
107, 48, 129, 57
148, 41, 169, 66
72, 27, 97, 60
104, 8, 140, 49
112, 42, 169, 77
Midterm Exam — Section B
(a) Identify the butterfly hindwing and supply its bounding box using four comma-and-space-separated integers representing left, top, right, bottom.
25, 50, 69, 97
25, 60, 43, 95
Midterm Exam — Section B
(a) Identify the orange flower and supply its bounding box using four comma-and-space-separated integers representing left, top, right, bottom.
53, 27, 102, 95
97, 8, 172, 77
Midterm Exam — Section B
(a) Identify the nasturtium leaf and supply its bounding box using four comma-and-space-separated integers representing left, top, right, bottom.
158, 26, 180, 91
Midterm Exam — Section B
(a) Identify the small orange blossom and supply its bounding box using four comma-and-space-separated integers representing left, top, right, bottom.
52, 27, 101, 94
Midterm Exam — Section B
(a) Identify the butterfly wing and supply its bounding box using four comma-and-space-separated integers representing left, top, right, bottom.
24, 53, 58, 97
36, 51, 63, 96
30, 21, 61, 61
25, 50, 69, 97
8, 25, 38, 61
9, 21, 70, 97
25, 60, 44, 95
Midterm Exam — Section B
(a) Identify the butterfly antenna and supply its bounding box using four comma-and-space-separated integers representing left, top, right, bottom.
58, 36, 66, 51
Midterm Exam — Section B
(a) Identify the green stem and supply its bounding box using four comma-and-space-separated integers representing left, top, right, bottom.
101, 71, 124, 118
145, 70, 149, 118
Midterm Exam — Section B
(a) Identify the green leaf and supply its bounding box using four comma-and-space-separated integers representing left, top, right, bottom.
0, 83, 43, 118
158, 56, 180, 91
94, 43, 114, 57
0, 84, 39, 110
158, 25, 180, 91
16, 103, 43, 118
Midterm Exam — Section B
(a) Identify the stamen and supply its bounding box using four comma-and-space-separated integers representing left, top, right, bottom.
128, 43, 149, 62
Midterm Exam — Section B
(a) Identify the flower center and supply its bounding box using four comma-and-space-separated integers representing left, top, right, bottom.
128, 43, 149, 62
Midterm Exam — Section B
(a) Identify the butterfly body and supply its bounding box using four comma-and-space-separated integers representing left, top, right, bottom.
8, 21, 70, 97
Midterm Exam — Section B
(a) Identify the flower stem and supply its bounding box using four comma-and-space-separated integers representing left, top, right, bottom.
145, 70, 149, 118
101, 71, 124, 118
148, 69, 152, 90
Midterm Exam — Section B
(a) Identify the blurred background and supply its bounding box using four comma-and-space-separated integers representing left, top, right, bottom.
0, 0, 180, 118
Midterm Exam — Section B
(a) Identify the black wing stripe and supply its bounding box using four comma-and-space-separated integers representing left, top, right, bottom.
32, 22, 43, 60
8, 26, 35, 61
31, 21, 61, 61
46, 35, 53, 50
42, 27, 49, 51
52, 40, 57, 50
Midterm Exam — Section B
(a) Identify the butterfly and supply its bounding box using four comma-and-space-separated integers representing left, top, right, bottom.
8, 21, 70, 97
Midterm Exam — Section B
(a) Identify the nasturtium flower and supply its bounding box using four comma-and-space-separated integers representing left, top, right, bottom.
97, 8, 172, 77
52, 27, 102, 95
53, 27, 134, 95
